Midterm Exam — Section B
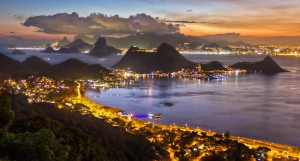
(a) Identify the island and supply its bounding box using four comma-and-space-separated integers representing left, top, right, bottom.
231, 56, 288, 74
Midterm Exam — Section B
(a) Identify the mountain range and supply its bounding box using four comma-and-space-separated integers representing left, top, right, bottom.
42, 38, 93, 54
71, 33, 300, 49
0, 54, 109, 79
41, 37, 120, 56
113, 43, 195, 73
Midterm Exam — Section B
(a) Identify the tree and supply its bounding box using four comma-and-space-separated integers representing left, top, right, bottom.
201, 154, 226, 161
0, 129, 70, 161
0, 94, 14, 133
224, 131, 230, 140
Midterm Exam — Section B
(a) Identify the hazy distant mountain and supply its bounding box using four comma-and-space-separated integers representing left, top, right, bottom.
113, 43, 196, 72
66, 39, 86, 48
89, 37, 121, 57
203, 43, 222, 48
230, 56, 287, 74
56, 37, 71, 48
57, 47, 72, 53
73, 35, 97, 45
42, 39, 93, 53
65, 39, 93, 53
41, 47, 56, 53
105, 33, 209, 49
11, 49, 26, 55
201, 33, 300, 46
231, 41, 252, 47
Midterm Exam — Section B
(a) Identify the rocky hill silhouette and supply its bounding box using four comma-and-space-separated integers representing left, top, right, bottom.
201, 61, 227, 71
42, 39, 92, 53
113, 43, 196, 73
230, 56, 287, 74
41, 47, 56, 53
89, 37, 121, 57
56, 37, 71, 48
64, 39, 92, 53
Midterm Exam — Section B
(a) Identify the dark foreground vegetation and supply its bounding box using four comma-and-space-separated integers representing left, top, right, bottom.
0, 92, 157, 161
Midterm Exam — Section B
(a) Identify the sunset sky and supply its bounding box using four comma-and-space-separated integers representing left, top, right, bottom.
0, 0, 300, 42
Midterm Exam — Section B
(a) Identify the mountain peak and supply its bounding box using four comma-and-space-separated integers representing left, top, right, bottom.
157, 42, 172, 50
57, 37, 71, 48
157, 43, 177, 53
41, 47, 56, 53
23, 56, 50, 65
73, 38, 84, 43
258, 56, 287, 74
156, 43, 184, 59
113, 43, 196, 73
95, 37, 107, 46
263, 56, 273, 62
89, 37, 120, 56
230, 56, 287, 74
127, 46, 140, 52
201, 61, 226, 71
89, 37, 108, 56
66, 39, 86, 48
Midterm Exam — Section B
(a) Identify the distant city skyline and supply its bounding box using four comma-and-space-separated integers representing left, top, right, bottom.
1, 0, 300, 45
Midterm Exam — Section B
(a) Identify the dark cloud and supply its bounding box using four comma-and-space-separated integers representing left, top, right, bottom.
14, 15, 25, 21
5, 35, 24, 40
164, 20, 205, 24
205, 33, 241, 37
23, 12, 180, 35
164, 20, 222, 24
9, 32, 16, 34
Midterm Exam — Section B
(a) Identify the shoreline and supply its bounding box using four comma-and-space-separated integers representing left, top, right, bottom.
71, 94, 300, 159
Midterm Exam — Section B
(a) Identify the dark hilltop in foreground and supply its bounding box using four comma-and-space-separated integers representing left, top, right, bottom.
0, 54, 109, 79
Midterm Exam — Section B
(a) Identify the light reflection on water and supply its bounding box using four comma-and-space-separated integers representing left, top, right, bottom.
5, 51, 300, 146
86, 56, 300, 146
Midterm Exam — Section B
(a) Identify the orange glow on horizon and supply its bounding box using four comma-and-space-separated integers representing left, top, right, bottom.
180, 24, 300, 37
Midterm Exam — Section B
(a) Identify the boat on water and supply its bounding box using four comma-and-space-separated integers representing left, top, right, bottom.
119, 112, 162, 119
149, 113, 162, 119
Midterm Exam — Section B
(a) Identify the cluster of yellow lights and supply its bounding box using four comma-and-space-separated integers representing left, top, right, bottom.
2, 75, 300, 160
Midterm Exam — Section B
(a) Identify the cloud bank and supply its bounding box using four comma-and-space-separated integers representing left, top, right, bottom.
23, 12, 180, 35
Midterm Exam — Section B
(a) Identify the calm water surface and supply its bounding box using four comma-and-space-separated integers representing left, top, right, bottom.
86, 55, 300, 146
5, 51, 300, 146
